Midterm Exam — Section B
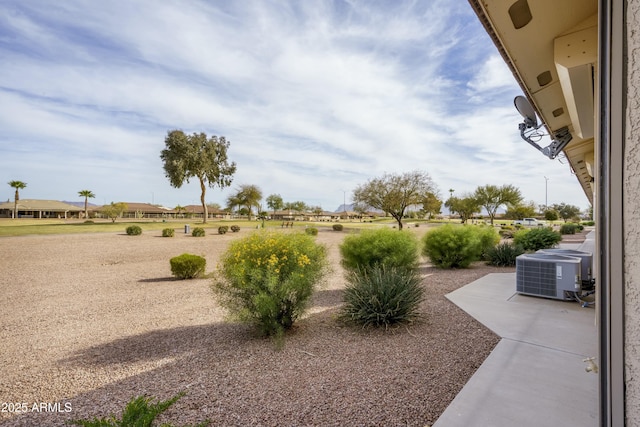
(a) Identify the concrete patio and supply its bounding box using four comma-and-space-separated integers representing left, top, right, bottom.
434, 232, 598, 426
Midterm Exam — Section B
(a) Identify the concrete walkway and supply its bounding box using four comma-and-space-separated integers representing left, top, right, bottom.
434, 233, 598, 426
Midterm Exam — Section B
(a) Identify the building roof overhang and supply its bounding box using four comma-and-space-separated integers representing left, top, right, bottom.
468, 0, 598, 204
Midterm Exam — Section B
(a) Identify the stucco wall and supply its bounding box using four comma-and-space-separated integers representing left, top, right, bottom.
626, 0, 640, 422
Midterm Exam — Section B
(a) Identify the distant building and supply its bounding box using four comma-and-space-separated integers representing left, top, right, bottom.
0, 199, 83, 219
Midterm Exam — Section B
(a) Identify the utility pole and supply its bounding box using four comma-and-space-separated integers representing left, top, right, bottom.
544, 176, 549, 209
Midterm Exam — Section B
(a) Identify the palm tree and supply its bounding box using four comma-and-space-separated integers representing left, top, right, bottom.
78, 190, 95, 219
8, 180, 27, 219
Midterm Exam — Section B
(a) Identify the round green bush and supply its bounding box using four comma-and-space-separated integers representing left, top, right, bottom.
486, 242, 525, 267
560, 223, 577, 234
340, 228, 419, 272
218, 226, 229, 235
192, 227, 205, 237
476, 226, 500, 260
230, 225, 240, 232
305, 227, 318, 236
126, 225, 142, 236
170, 253, 206, 279
332, 223, 343, 231
341, 265, 424, 328
421, 225, 482, 269
513, 227, 561, 251
214, 230, 328, 337
162, 228, 175, 237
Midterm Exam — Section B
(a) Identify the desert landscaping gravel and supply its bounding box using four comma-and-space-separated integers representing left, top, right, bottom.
0, 225, 514, 426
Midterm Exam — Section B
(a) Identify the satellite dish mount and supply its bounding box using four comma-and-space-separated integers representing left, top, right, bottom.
514, 95, 572, 159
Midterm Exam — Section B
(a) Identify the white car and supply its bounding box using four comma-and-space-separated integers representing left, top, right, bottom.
513, 218, 544, 226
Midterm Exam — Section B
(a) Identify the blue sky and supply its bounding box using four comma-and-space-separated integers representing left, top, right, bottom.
0, 0, 589, 212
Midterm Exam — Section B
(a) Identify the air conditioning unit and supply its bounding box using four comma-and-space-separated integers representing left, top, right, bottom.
516, 253, 582, 300
537, 248, 593, 287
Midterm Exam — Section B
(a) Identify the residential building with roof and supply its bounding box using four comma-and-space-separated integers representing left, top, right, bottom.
0, 199, 83, 219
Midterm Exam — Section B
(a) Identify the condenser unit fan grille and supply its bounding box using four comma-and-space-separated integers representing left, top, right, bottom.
517, 259, 557, 297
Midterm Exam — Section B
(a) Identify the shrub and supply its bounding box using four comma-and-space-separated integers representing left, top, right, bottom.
332, 223, 343, 231
560, 223, 578, 234
162, 228, 175, 237
486, 242, 525, 267
67, 392, 209, 427
476, 226, 500, 260
422, 225, 482, 269
305, 227, 318, 236
214, 231, 327, 337
230, 225, 240, 232
83, 220, 94, 224
218, 226, 229, 235
192, 227, 205, 237
126, 225, 142, 236
170, 253, 206, 279
583, 221, 595, 226
340, 228, 419, 272
513, 227, 561, 251
341, 265, 424, 328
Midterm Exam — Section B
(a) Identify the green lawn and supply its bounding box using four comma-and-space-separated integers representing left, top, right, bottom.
0, 218, 398, 237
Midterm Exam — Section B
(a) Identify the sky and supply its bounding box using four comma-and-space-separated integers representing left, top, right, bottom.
0, 0, 590, 213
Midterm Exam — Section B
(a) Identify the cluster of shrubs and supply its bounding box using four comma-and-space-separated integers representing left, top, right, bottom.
421, 224, 562, 268
339, 228, 424, 328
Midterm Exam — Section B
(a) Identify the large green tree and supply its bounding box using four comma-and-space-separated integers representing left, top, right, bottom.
266, 194, 284, 217
230, 184, 263, 219
473, 184, 523, 225
78, 190, 95, 219
353, 170, 436, 230
8, 180, 27, 219
160, 130, 237, 223
445, 194, 481, 224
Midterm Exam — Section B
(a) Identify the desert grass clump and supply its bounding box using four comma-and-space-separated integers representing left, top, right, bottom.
486, 242, 524, 267
192, 227, 205, 237
340, 228, 419, 272
513, 227, 561, 251
170, 253, 206, 279
341, 265, 424, 328
125, 225, 142, 236
214, 230, 327, 338
67, 392, 209, 427
162, 228, 175, 237
422, 225, 482, 269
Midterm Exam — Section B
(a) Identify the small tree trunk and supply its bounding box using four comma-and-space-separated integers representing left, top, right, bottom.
199, 177, 208, 224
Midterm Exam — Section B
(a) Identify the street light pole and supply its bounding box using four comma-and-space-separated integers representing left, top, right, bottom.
544, 176, 549, 209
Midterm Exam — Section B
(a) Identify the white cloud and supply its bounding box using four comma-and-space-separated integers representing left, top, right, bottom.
0, 0, 590, 211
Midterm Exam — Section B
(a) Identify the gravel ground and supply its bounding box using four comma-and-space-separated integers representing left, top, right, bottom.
0, 225, 516, 427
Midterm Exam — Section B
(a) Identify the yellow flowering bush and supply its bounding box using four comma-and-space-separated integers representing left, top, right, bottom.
214, 230, 327, 337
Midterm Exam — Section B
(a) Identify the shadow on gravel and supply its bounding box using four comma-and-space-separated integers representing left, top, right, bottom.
60, 323, 254, 367
137, 276, 179, 283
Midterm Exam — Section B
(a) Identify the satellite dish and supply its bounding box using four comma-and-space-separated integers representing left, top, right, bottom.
513, 94, 573, 160
514, 95, 537, 128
